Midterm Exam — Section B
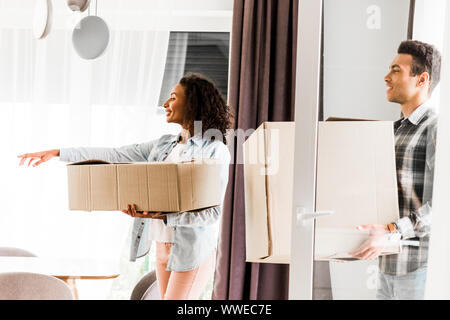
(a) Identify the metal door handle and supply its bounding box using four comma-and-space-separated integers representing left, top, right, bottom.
296, 207, 334, 226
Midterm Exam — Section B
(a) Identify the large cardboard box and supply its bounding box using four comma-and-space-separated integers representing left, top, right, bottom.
243, 122, 295, 264
243, 121, 400, 264
315, 120, 400, 261
67, 159, 223, 212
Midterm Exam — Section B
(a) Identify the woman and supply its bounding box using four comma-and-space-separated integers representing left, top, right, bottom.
18, 73, 233, 300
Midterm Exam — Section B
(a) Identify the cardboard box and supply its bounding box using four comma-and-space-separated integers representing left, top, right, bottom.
315, 120, 400, 261
67, 159, 223, 212
243, 121, 400, 264
243, 122, 295, 264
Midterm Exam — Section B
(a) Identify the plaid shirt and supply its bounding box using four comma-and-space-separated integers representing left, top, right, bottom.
379, 102, 438, 276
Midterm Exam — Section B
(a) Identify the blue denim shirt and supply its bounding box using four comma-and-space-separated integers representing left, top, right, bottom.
60, 133, 231, 271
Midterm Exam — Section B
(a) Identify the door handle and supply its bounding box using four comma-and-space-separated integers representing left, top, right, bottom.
296, 207, 334, 226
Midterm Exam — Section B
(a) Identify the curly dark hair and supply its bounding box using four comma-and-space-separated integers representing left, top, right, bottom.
398, 40, 442, 94
179, 73, 234, 145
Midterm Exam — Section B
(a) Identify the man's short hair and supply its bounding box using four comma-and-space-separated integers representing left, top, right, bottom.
398, 40, 442, 94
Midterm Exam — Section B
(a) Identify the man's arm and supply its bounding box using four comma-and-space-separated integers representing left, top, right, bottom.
394, 202, 432, 239
393, 120, 437, 240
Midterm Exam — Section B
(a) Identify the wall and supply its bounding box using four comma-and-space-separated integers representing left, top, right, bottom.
412, 0, 447, 109
424, 0, 450, 300
323, 0, 411, 121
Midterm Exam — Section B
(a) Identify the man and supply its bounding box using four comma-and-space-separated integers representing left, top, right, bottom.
349, 40, 442, 300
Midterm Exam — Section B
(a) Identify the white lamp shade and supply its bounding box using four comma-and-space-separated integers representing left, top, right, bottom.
72, 15, 110, 60
33, 0, 53, 39
67, 0, 91, 12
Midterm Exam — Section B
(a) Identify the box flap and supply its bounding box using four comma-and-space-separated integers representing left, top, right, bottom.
67, 159, 112, 166
117, 164, 149, 211
178, 160, 222, 212
67, 160, 135, 166
263, 122, 294, 259
67, 165, 91, 210
243, 123, 270, 260
177, 162, 196, 211
325, 117, 375, 122
247, 255, 290, 264
147, 163, 180, 212
90, 165, 118, 210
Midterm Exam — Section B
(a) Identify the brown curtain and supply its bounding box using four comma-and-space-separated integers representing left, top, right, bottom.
213, 0, 298, 300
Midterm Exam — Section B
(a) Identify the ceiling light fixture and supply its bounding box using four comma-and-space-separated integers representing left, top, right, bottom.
72, 0, 110, 60
66, 0, 91, 12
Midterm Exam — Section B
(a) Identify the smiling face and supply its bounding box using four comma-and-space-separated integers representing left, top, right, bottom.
384, 54, 426, 105
163, 83, 189, 127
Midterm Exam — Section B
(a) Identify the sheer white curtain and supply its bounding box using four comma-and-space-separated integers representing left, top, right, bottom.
0, 0, 180, 263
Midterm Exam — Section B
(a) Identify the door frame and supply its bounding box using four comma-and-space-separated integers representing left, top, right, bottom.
288, 0, 323, 300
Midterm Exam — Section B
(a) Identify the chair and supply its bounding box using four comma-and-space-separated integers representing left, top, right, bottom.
0, 247, 37, 257
130, 270, 160, 300
0, 272, 73, 300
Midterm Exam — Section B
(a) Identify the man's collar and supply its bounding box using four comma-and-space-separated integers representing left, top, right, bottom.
404, 101, 433, 125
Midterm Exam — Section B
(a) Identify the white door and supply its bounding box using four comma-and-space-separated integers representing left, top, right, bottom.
288, 0, 322, 300
289, 0, 446, 299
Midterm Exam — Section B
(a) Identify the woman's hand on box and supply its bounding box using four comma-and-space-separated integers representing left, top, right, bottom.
121, 204, 166, 221
17, 149, 60, 167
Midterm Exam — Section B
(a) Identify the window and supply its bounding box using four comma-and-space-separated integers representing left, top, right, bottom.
1, 0, 233, 300
158, 32, 230, 107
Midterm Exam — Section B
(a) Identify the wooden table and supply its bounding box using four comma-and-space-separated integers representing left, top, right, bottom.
0, 257, 120, 299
